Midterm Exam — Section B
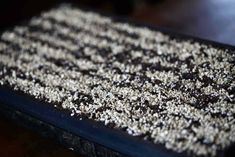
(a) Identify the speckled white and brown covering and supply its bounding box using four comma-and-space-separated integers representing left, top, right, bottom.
0, 4, 234, 157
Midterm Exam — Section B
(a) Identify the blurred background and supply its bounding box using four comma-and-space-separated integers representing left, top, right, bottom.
1, 0, 235, 45
0, 0, 235, 157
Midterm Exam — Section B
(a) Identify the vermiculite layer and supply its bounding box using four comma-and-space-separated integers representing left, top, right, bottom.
0, 4, 234, 157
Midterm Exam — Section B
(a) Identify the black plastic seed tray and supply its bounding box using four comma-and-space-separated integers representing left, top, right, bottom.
0, 86, 182, 157
0, 3, 235, 157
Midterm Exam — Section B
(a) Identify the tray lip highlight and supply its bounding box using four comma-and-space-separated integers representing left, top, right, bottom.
0, 3, 234, 157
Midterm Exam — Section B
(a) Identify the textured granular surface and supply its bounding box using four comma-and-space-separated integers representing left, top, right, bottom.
0, 4, 235, 157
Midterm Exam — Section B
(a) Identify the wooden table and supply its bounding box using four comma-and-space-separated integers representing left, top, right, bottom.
0, 115, 80, 157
